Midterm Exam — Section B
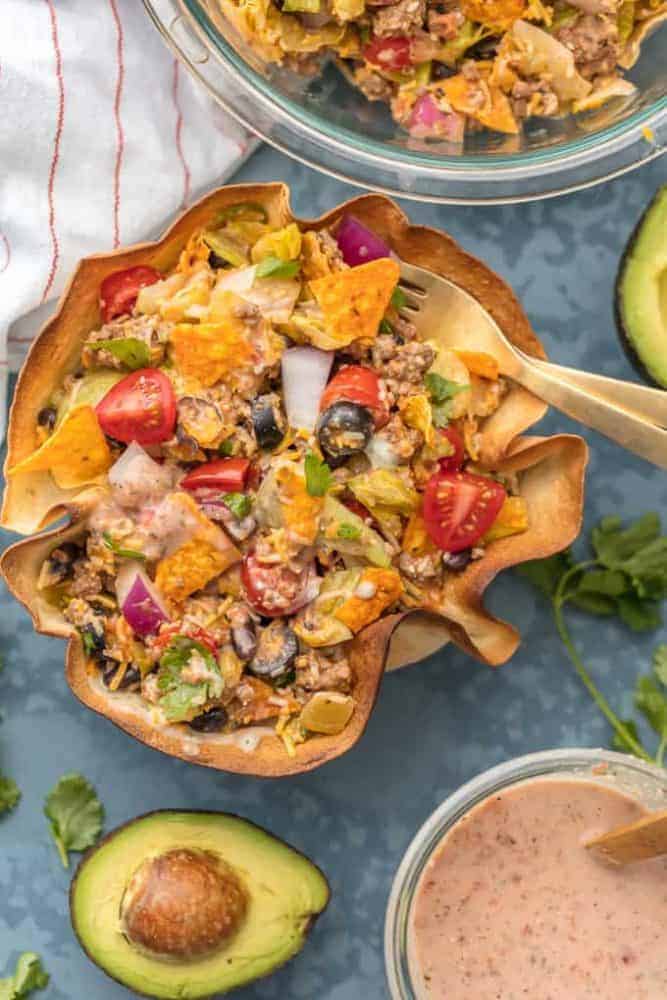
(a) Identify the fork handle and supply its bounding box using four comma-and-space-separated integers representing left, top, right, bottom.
513, 362, 667, 469
519, 352, 667, 428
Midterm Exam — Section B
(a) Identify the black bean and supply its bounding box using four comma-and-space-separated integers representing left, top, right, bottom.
189, 706, 229, 732
231, 624, 257, 662
252, 395, 285, 451
442, 549, 472, 573
37, 406, 57, 430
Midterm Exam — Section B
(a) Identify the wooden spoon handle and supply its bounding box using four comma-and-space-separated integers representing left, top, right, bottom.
585, 809, 667, 865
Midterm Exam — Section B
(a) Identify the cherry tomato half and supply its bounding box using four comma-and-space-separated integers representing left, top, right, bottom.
181, 458, 250, 493
241, 552, 310, 618
96, 368, 176, 445
320, 365, 389, 428
363, 36, 412, 72
423, 471, 506, 553
152, 624, 218, 658
438, 425, 465, 473
99, 266, 161, 324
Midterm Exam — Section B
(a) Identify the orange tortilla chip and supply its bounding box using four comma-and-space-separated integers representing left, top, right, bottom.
7, 405, 111, 490
455, 350, 500, 380
170, 315, 253, 389
335, 568, 404, 633
460, 0, 525, 29
309, 258, 400, 347
442, 74, 519, 135
155, 534, 240, 605
276, 466, 323, 544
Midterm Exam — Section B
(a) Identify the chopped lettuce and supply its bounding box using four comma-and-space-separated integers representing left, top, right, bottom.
203, 229, 249, 268
251, 223, 302, 263
319, 495, 391, 568
294, 569, 359, 647
347, 470, 419, 538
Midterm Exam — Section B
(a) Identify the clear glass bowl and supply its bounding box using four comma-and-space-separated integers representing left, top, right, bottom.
144, 0, 666, 203
384, 747, 667, 999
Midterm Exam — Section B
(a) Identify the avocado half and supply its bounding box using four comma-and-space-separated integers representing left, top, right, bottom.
69, 810, 330, 999
615, 185, 667, 388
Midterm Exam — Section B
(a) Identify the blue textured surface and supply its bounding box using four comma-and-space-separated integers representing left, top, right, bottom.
1, 148, 666, 999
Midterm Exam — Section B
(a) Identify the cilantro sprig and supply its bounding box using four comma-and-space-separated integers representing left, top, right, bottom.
222, 492, 251, 520
424, 372, 468, 428
43, 772, 104, 868
103, 532, 146, 561
518, 513, 667, 764
0, 953, 49, 1000
0, 775, 21, 817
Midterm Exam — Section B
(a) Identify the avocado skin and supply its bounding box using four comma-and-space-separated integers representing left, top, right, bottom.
615, 185, 667, 389
69, 809, 330, 999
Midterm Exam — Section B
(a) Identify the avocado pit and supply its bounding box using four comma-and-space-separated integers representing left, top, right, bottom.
120, 848, 247, 961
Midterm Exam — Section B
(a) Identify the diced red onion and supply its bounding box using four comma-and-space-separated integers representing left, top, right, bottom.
281, 346, 334, 431
108, 441, 174, 509
116, 561, 170, 636
365, 434, 400, 469
335, 216, 392, 267
408, 95, 465, 142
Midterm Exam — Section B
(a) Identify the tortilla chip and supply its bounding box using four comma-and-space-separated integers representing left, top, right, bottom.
170, 312, 253, 388
155, 536, 238, 606
402, 509, 437, 557
309, 258, 400, 347
455, 350, 500, 380
442, 74, 519, 134
460, 0, 526, 30
335, 568, 404, 633
8, 405, 111, 490
276, 465, 323, 544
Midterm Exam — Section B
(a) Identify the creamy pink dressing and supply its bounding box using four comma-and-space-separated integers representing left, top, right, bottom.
410, 777, 667, 999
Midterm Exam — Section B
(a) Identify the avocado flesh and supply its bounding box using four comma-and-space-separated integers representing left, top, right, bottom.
56, 369, 123, 425
617, 185, 667, 388
70, 811, 330, 999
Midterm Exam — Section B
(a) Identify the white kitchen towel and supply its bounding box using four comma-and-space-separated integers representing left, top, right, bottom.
0, 0, 258, 441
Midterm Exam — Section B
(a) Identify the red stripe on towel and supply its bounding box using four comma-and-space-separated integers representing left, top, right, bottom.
41, 0, 65, 302
172, 61, 191, 209
109, 0, 125, 248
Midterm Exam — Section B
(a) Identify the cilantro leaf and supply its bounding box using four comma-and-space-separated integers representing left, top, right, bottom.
218, 439, 234, 457
515, 552, 571, 599
222, 492, 251, 520
92, 337, 150, 370
255, 256, 300, 280
0, 953, 49, 1000
616, 594, 662, 632
304, 452, 333, 497
103, 532, 146, 561
653, 644, 667, 686
379, 318, 394, 336
390, 286, 406, 310
424, 372, 468, 428
337, 522, 361, 541
43, 773, 104, 868
0, 774, 20, 816
635, 676, 667, 738
157, 638, 222, 723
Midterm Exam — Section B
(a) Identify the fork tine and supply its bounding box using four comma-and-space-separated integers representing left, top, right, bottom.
397, 283, 425, 311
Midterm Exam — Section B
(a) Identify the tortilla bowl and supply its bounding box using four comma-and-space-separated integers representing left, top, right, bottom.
0, 183, 588, 776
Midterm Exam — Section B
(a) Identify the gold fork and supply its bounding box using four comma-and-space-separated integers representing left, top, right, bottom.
398, 261, 667, 469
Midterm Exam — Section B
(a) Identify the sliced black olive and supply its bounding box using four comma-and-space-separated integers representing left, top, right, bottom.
208, 251, 229, 270
252, 394, 286, 451
231, 623, 258, 662
442, 549, 472, 573
101, 661, 141, 690
272, 666, 296, 689
189, 706, 229, 732
248, 622, 298, 681
316, 401, 373, 465
37, 406, 57, 431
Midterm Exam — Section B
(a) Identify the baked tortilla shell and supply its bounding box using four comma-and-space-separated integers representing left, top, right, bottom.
0, 182, 586, 775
